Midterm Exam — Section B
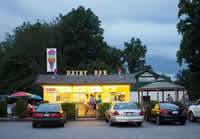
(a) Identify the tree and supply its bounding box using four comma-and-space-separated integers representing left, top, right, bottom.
54, 6, 123, 73
160, 74, 172, 82
177, 0, 200, 70
175, 69, 191, 90
123, 37, 147, 73
0, 6, 123, 94
143, 65, 152, 71
0, 21, 51, 94
57, 6, 105, 71
177, 0, 200, 98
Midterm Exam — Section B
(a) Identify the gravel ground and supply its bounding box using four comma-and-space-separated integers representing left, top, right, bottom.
0, 120, 200, 139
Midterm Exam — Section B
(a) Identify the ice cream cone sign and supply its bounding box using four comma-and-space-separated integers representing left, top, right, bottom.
47, 48, 57, 72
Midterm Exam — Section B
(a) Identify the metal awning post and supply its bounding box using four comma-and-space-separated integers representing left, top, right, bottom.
176, 90, 179, 101
162, 90, 164, 102
141, 90, 143, 111
138, 91, 140, 104
157, 90, 159, 102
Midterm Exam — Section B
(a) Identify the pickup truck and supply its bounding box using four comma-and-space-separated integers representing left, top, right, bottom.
188, 99, 200, 122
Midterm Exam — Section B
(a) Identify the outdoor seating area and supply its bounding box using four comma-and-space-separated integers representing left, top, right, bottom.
0, 92, 43, 119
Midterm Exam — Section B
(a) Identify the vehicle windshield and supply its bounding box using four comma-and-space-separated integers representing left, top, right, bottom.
159, 103, 179, 109
113, 103, 138, 109
36, 104, 60, 112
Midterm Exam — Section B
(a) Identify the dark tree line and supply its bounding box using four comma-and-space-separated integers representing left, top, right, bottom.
0, 6, 148, 95
176, 0, 200, 99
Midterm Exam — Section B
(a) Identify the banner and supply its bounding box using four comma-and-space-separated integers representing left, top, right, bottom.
47, 48, 57, 72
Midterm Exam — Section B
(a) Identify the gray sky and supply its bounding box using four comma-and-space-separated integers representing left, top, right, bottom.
0, 0, 185, 79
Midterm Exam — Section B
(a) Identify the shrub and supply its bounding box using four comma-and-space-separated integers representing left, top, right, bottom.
135, 102, 141, 109
173, 101, 183, 107
40, 100, 49, 104
61, 103, 76, 120
98, 103, 111, 117
0, 99, 7, 117
8, 98, 16, 104
15, 99, 28, 118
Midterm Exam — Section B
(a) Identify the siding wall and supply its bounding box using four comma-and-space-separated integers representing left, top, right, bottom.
130, 91, 186, 103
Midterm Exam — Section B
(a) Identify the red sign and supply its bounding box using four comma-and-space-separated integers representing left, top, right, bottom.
118, 68, 121, 73
46, 88, 57, 93
54, 68, 58, 73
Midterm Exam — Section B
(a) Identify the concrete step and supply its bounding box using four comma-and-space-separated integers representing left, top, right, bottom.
77, 118, 97, 121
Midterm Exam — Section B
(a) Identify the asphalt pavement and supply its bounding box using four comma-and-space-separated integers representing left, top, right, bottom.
0, 120, 200, 139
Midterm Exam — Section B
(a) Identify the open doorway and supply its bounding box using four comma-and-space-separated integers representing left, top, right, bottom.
74, 92, 101, 118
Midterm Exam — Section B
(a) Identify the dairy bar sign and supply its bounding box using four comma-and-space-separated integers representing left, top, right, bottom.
66, 70, 107, 76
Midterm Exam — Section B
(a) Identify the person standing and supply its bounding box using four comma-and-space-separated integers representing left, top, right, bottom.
27, 104, 35, 117
182, 93, 189, 109
98, 95, 102, 105
89, 94, 95, 117
166, 94, 173, 103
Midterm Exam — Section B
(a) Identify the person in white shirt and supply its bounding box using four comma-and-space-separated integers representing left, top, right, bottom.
166, 94, 173, 103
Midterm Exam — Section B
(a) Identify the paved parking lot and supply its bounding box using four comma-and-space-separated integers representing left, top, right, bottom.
0, 120, 200, 139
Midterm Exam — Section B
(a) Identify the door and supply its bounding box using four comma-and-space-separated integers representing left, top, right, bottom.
143, 96, 150, 104
73, 92, 88, 118
74, 92, 99, 118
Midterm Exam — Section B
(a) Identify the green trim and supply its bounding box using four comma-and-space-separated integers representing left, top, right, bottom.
131, 70, 163, 91
134, 70, 160, 79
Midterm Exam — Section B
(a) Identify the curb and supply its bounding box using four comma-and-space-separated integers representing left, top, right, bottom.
0, 118, 104, 122
0, 118, 32, 121
76, 118, 104, 121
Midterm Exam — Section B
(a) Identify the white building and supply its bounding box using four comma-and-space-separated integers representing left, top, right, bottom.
129, 71, 185, 103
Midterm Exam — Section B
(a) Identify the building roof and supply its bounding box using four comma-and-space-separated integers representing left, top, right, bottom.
131, 70, 162, 91
138, 79, 185, 91
134, 70, 160, 78
131, 82, 151, 91
35, 74, 136, 85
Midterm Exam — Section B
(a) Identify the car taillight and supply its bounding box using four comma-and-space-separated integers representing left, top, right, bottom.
32, 113, 44, 118
140, 111, 144, 116
113, 111, 119, 116
50, 113, 61, 117
184, 109, 187, 113
160, 109, 167, 114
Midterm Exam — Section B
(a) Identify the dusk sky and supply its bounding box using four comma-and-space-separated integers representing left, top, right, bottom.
0, 0, 186, 79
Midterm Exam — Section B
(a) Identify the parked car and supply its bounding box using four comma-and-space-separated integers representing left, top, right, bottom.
188, 99, 200, 122
147, 103, 187, 125
105, 102, 144, 126
32, 104, 66, 128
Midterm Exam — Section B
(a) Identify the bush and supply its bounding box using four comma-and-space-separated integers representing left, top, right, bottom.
15, 99, 28, 118
135, 102, 141, 109
61, 103, 76, 120
98, 103, 111, 117
40, 100, 49, 104
173, 101, 183, 107
0, 99, 7, 117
